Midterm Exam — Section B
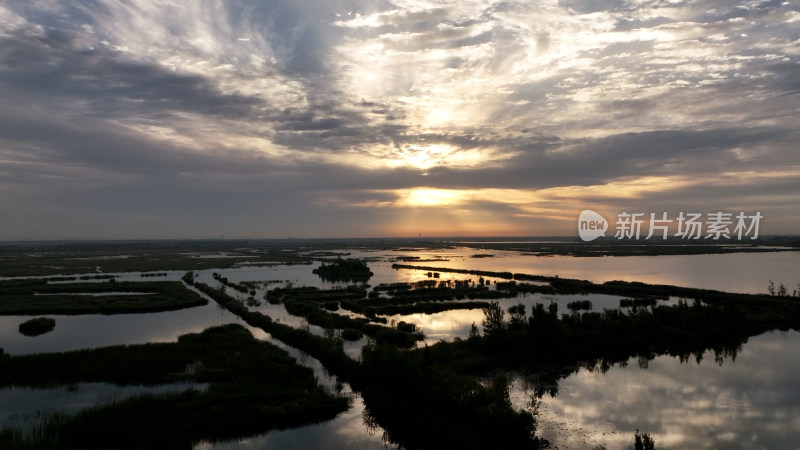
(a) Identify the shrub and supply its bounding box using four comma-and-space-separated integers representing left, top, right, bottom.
19, 317, 56, 336
341, 328, 364, 341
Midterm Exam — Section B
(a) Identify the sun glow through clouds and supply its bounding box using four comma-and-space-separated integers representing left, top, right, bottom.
0, 0, 797, 239
397, 188, 468, 207
384, 143, 498, 170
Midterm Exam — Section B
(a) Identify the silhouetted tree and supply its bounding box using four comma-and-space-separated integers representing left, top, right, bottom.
482, 302, 506, 336
634, 429, 655, 450
508, 303, 527, 328
469, 322, 480, 339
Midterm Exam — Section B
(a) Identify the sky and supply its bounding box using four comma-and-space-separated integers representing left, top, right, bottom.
0, 0, 798, 240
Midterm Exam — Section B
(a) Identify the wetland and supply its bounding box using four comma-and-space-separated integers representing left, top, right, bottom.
0, 238, 798, 449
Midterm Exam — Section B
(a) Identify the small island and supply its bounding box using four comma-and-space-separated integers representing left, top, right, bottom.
18, 317, 56, 337
312, 257, 373, 282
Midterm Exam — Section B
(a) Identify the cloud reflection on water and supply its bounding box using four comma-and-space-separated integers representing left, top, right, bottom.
529, 330, 800, 449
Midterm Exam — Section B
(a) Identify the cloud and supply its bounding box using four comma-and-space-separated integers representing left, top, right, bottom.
0, 0, 797, 238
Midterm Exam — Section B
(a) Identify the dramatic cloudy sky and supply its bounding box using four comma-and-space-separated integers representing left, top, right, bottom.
0, 0, 798, 239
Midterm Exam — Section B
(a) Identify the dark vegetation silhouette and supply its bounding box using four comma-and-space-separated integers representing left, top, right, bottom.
2, 243, 799, 449
336, 279, 551, 320
566, 299, 592, 311
264, 285, 423, 347
619, 297, 658, 307
634, 429, 656, 450
312, 257, 374, 282
767, 279, 800, 297
189, 268, 800, 449
0, 325, 348, 449
0, 243, 313, 277
212, 272, 250, 294
18, 317, 56, 336
0, 279, 206, 315
189, 278, 548, 449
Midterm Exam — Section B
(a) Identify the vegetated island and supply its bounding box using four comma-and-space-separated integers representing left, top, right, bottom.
312, 257, 374, 282
18, 317, 56, 337
0, 280, 206, 315
1, 242, 799, 449
187, 266, 800, 450
0, 324, 348, 449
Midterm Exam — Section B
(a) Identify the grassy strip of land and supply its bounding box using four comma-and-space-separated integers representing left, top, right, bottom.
273, 277, 551, 319
341, 299, 492, 316
371, 279, 553, 304
0, 280, 206, 315
0, 243, 313, 277
394, 263, 800, 308
192, 282, 364, 381
216, 284, 422, 348
0, 324, 330, 388
392, 263, 514, 279
190, 278, 546, 449
455, 238, 800, 257
0, 324, 349, 449
267, 285, 367, 303
211, 273, 254, 295
330, 279, 548, 318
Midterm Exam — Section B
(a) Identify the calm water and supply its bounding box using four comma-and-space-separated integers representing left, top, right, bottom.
526, 330, 800, 450
0, 300, 237, 355
196, 395, 389, 450
350, 247, 800, 295
0, 382, 206, 431
1, 248, 798, 449
381, 293, 676, 346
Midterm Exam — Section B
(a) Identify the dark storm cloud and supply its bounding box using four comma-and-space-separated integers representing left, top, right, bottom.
269, 104, 408, 151
410, 126, 795, 191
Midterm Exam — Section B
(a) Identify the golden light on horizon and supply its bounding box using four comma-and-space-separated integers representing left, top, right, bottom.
334, 169, 798, 237
398, 188, 467, 207
384, 206, 529, 237
383, 176, 698, 212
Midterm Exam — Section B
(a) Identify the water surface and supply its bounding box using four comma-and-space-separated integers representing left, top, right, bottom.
525, 330, 800, 449
2, 249, 798, 449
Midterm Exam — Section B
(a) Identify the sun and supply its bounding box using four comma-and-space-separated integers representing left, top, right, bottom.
405, 189, 463, 206
395, 188, 469, 207
425, 108, 454, 127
